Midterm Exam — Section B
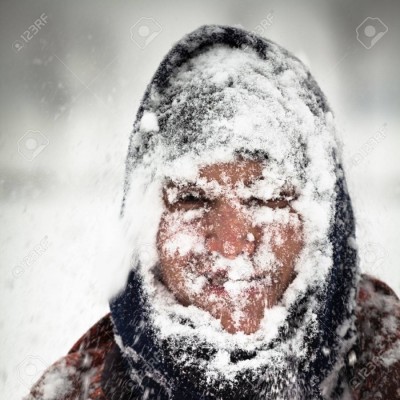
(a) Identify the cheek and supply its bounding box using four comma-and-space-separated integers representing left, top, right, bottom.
157, 213, 205, 288
157, 213, 208, 303
156, 216, 186, 298
157, 212, 206, 266
258, 213, 304, 262
269, 216, 304, 263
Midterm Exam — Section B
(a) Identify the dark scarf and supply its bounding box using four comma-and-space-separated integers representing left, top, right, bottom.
108, 25, 359, 400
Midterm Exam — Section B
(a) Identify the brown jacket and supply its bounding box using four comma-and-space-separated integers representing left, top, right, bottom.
25, 275, 400, 399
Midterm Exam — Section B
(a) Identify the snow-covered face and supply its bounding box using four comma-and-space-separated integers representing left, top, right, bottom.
157, 158, 304, 335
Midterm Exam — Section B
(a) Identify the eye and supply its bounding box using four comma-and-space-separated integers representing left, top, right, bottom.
265, 197, 290, 209
245, 197, 267, 208
165, 189, 211, 211
179, 192, 206, 203
245, 196, 287, 209
244, 192, 297, 209
177, 193, 210, 210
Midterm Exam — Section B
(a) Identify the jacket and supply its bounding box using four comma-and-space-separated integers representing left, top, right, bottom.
25, 274, 400, 399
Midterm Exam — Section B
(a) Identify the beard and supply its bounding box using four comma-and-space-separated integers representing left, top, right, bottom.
157, 289, 324, 400
165, 249, 289, 334
147, 242, 326, 398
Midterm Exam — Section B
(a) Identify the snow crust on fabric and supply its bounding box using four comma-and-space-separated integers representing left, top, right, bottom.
24, 360, 75, 400
109, 25, 359, 399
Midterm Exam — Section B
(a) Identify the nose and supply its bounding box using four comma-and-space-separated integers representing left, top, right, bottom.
205, 200, 256, 259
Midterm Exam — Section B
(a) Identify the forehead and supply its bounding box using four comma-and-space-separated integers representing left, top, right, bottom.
199, 159, 264, 186
164, 159, 265, 188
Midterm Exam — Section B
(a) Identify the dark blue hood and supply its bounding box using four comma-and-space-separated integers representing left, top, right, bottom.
110, 25, 359, 400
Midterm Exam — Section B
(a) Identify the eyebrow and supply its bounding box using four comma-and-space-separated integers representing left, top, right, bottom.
241, 174, 265, 187
164, 175, 266, 191
164, 181, 199, 191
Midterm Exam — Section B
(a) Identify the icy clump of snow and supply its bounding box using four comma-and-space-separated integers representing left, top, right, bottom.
25, 361, 74, 400
139, 111, 159, 133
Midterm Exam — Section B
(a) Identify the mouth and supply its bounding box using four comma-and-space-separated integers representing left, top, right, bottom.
205, 269, 228, 287
204, 272, 270, 296
205, 272, 228, 295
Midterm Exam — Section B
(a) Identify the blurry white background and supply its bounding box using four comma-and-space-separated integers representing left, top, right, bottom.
1, 1, 399, 398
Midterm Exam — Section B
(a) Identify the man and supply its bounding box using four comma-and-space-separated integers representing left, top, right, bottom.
26, 25, 400, 400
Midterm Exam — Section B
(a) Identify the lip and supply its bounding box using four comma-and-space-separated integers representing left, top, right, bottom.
203, 275, 270, 297
204, 269, 228, 285
204, 270, 228, 296
205, 283, 228, 296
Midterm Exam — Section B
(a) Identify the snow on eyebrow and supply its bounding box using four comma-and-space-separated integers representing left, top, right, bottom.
164, 186, 179, 203
163, 169, 287, 205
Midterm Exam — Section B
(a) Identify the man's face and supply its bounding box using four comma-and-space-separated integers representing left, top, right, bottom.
156, 159, 304, 334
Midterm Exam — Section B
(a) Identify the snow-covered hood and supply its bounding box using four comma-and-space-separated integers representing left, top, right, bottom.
109, 25, 359, 399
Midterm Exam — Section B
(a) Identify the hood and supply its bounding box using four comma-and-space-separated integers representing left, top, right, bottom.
109, 25, 359, 399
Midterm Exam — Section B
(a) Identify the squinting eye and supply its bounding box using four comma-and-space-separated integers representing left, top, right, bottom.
179, 193, 205, 203
266, 197, 290, 209
170, 192, 210, 210
245, 196, 290, 209
245, 197, 266, 207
